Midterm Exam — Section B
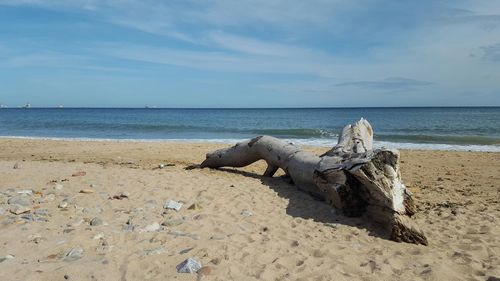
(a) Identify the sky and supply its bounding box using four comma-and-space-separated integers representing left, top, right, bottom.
0, 0, 499, 108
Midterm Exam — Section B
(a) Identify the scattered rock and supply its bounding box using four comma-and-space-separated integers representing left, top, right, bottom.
13, 163, 19, 169
28, 234, 44, 244
93, 232, 105, 240
187, 203, 202, 210
17, 189, 33, 195
198, 266, 212, 276
8, 195, 31, 206
54, 184, 64, 190
164, 200, 183, 211
79, 189, 94, 194
179, 248, 194, 254
176, 257, 202, 273
58, 202, 69, 209
209, 234, 226, 240
110, 192, 129, 200
0, 255, 15, 263
162, 219, 184, 227
122, 219, 135, 231
291, 240, 299, 247
72, 171, 86, 177
437, 177, 444, 181
90, 217, 103, 226
145, 199, 157, 209
10, 205, 31, 215
241, 210, 253, 217
64, 274, 70, 280
63, 247, 84, 262
141, 222, 161, 232
144, 246, 167, 255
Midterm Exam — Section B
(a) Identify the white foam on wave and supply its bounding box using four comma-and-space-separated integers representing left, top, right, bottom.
1, 135, 499, 152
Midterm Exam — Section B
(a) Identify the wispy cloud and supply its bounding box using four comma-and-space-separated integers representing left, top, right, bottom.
335, 77, 432, 91
480, 43, 500, 61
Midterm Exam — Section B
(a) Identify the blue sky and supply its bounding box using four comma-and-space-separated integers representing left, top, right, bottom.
0, 0, 499, 107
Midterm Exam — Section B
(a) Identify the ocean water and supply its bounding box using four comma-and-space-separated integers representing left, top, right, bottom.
0, 107, 499, 151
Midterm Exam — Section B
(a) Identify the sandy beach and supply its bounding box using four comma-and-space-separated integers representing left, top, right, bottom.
0, 138, 499, 281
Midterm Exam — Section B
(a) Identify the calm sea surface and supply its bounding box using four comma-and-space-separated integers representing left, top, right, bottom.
0, 107, 499, 151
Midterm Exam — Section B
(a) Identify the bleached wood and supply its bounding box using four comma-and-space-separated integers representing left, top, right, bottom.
199, 119, 427, 245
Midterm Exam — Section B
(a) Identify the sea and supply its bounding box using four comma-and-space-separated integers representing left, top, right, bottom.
0, 107, 499, 152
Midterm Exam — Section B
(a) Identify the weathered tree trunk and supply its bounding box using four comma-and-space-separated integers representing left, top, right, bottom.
199, 118, 427, 245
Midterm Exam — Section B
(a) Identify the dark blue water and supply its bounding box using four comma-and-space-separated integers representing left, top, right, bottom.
0, 107, 499, 150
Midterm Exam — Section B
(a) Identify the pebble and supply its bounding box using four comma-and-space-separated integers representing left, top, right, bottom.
141, 222, 161, 232
164, 200, 183, 211
13, 163, 19, 169
17, 189, 33, 195
162, 219, 184, 227
111, 192, 129, 200
63, 247, 84, 262
79, 189, 94, 194
144, 246, 167, 255
90, 217, 103, 226
10, 205, 31, 215
0, 255, 15, 263
145, 199, 157, 209
93, 232, 105, 240
241, 210, 253, 217
72, 171, 86, 177
176, 257, 202, 273
198, 266, 212, 276
8, 195, 31, 206
59, 202, 69, 209
187, 203, 202, 210
54, 184, 64, 190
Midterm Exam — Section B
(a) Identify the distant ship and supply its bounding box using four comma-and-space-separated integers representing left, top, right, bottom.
23, 102, 31, 108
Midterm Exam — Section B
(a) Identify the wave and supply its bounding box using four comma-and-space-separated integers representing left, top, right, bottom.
1, 135, 499, 152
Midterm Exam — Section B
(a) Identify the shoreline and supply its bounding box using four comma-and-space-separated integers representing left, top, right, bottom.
1, 136, 499, 152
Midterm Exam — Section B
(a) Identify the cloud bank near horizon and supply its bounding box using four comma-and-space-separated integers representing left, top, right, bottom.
0, 0, 499, 107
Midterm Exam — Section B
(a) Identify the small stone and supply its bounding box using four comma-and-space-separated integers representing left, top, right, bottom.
93, 232, 105, 240
141, 222, 160, 232
72, 171, 86, 177
54, 184, 64, 190
291, 240, 299, 247
0, 255, 15, 263
63, 247, 84, 262
437, 177, 444, 181
210, 257, 221, 265
198, 266, 212, 276
111, 192, 129, 200
164, 200, 183, 211
324, 222, 340, 229
59, 202, 69, 209
179, 248, 194, 254
187, 203, 202, 210
176, 257, 202, 273
210, 235, 226, 240
90, 217, 103, 226
13, 163, 19, 169
79, 189, 94, 194
17, 189, 33, 195
162, 219, 184, 227
8, 195, 31, 206
144, 246, 167, 255
64, 274, 70, 280
241, 210, 253, 217
10, 205, 31, 215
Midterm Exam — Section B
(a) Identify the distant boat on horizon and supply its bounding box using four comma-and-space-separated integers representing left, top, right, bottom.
23, 102, 31, 109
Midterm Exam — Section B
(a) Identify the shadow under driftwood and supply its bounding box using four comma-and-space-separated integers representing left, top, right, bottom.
216, 167, 392, 241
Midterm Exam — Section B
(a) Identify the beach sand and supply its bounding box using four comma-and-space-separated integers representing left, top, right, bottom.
0, 139, 499, 281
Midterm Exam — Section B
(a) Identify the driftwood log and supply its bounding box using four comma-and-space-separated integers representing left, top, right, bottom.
198, 118, 427, 245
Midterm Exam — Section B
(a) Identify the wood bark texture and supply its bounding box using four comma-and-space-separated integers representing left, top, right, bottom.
199, 118, 428, 245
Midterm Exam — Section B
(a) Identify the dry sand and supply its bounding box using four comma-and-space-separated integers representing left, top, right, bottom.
0, 138, 499, 281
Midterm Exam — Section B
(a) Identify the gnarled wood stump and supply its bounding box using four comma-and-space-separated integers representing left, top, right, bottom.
198, 118, 427, 245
